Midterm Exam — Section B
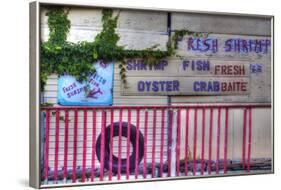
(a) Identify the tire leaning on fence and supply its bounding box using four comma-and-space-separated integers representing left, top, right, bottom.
96, 122, 144, 174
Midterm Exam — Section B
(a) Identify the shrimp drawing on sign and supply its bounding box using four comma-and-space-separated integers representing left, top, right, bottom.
86, 87, 103, 99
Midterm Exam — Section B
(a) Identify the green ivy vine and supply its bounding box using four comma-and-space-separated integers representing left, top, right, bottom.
41, 7, 203, 91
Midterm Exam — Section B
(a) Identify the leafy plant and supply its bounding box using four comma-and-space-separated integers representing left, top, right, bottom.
41, 7, 203, 91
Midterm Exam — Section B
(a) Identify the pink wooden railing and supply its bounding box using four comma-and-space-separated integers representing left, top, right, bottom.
41, 104, 271, 184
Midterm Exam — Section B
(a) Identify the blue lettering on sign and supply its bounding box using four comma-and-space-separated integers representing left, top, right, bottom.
126, 59, 168, 71
224, 39, 271, 54
58, 61, 114, 106
193, 81, 220, 92
137, 80, 180, 92
138, 81, 145, 92
250, 64, 263, 74
187, 37, 218, 53
182, 60, 210, 71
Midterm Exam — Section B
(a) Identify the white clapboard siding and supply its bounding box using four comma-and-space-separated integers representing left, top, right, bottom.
41, 8, 167, 32
171, 12, 271, 36
42, 74, 58, 104
41, 8, 168, 50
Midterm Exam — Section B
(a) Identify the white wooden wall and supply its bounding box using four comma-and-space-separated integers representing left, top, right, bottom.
170, 12, 272, 160
41, 7, 272, 177
41, 7, 169, 175
41, 7, 169, 106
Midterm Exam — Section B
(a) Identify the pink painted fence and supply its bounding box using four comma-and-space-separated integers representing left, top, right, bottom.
41, 104, 271, 184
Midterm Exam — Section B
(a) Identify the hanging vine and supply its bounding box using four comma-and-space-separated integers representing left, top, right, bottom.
41, 7, 203, 91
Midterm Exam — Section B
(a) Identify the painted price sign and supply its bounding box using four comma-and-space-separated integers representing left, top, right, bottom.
122, 59, 250, 96
58, 61, 114, 105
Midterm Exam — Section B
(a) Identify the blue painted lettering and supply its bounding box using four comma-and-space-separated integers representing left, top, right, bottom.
137, 80, 180, 92
138, 81, 145, 91
188, 37, 218, 53
224, 39, 271, 54
193, 81, 220, 92
250, 64, 262, 74
126, 59, 169, 71
182, 60, 189, 70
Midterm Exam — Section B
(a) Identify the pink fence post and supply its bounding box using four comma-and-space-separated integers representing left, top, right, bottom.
143, 110, 148, 179
167, 110, 173, 177
109, 109, 114, 181
100, 111, 106, 181
247, 108, 252, 172
224, 108, 229, 174
242, 109, 247, 170
44, 110, 50, 181
201, 108, 206, 175
159, 109, 165, 177
151, 109, 157, 178
54, 110, 60, 182
135, 109, 140, 179
72, 110, 78, 183
82, 110, 87, 182
208, 108, 213, 175
63, 110, 69, 180
176, 109, 181, 176
184, 109, 189, 176
91, 109, 96, 182
193, 108, 197, 176
117, 109, 123, 180
216, 108, 221, 174
126, 109, 131, 180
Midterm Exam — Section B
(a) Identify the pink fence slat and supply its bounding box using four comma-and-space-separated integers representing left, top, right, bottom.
82, 110, 87, 182
143, 110, 148, 179
54, 111, 60, 182
242, 109, 247, 169
44, 110, 50, 181
167, 110, 173, 177
224, 108, 229, 174
201, 108, 206, 175
208, 108, 213, 175
184, 109, 189, 176
135, 109, 140, 179
126, 109, 131, 180
247, 108, 252, 172
100, 111, 106, 181
72, 110, 78, 183
91, 110, 96, 182
216, 108, 221, 174
109, 109, 114, 181
63, 110, 69, 180
117, 109, 123, 180
176, 109, 181, 176
151, 109, 157, 178
193, 108, 198, 176
159, 109, 165, 177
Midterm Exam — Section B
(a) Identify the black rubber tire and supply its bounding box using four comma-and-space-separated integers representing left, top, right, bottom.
96, 122, 144, 174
